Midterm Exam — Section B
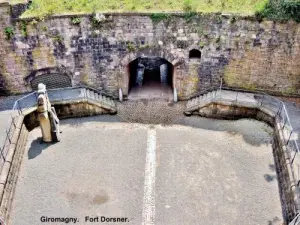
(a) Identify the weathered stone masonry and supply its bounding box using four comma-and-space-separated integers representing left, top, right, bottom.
0, 1, 300, 99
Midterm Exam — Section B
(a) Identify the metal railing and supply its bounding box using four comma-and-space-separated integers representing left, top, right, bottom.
188, 82, 300, 217
188, 83, 299, 155
0, 86, 115, 178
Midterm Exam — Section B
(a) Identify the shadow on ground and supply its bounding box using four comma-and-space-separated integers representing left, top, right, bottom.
27, 137, 56, 159
58, 112, 273, 148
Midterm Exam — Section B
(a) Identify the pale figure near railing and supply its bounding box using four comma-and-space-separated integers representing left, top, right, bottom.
37, 83, 61, 143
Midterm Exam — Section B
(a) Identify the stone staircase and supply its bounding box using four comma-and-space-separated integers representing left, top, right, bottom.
186, 90, 219, 113
47, 87, 117, 114
85, 89, 116, 111
185, 89, 260, 114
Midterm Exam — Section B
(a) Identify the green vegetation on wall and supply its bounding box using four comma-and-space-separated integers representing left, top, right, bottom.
20, 21, 28, 37
256, 0, 300, 22
4, 27, 14, 40
150, 13, 172, 24
71, 17, 81, 25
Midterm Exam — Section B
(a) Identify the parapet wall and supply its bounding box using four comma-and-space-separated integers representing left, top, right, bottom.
192, 102, 299, 223
0, 116, 28, 222
0, 3, 300, 98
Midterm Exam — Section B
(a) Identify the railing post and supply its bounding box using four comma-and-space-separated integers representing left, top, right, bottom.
0, 147, 5, 161
277, 102, 283, 116
17, 100, 22, 115
283, 116, 288, 130
287, 131, 293, 145
34, 91, 38, 102
11, 116, 16, 128
261, 95, 264, 107
6, 130, 11, 144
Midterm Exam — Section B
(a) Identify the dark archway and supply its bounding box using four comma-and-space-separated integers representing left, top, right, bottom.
25, 67, 73, 90
30, 73, 71, 90
127, 57, 174, 99
189, 49, 201, 59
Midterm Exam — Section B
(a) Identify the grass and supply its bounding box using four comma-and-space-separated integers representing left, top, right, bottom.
21, 0, 269, 18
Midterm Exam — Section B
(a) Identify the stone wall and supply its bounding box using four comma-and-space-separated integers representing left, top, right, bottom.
0, 2, 300, 98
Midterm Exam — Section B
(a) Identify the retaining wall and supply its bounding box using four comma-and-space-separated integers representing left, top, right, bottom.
0, 2, 299, 98
191, 102, 298, 223
0, 116, 28, 222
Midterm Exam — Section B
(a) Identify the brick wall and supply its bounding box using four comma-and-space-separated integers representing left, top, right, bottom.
0, 3, 299, 98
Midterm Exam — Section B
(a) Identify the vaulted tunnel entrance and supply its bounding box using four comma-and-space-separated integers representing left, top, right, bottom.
127, 57, 173, 100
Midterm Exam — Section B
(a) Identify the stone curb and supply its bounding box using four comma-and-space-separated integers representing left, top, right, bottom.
0, 115, 24, 206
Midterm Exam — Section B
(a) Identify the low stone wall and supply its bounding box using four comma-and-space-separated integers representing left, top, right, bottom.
0, 97, 115, 223
191, 102, 298, 223
24, 101, 114, 131
0, 117, 28, 222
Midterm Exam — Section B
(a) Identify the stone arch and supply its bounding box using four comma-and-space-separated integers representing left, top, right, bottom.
120, 48, 185, 96
25, 67, 73, 90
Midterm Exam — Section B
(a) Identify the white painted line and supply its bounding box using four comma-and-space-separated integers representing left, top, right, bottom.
142, 128, 157, 225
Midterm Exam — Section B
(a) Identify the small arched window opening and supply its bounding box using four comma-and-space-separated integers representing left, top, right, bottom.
189, 49, 201, 59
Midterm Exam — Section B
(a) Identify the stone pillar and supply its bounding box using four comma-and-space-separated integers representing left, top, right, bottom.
36, 83, 60, 142
136, 63, 145, 86
37, 84, 52, 142
160, 63, 168, 84
177, 61, 200, 99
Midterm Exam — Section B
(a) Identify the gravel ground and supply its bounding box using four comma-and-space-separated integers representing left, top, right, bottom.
9, 116, 282, 225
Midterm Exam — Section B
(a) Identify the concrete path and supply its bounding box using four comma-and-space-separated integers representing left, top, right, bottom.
10, 116, 283, 225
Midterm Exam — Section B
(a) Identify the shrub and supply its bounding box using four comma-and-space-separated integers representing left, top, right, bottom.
256, 0, 300, 22
150, 13, 171, 24
4, 27, 14, 40
71, 17, 81, 25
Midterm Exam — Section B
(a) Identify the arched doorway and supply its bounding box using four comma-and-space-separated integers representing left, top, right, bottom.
127, 57, 174, 100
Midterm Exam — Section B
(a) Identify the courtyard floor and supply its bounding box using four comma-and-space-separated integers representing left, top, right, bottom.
9, 115, 282, 225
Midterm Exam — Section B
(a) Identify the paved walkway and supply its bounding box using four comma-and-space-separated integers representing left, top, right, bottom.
1, 89, 300, 156
10, 116, 282, 225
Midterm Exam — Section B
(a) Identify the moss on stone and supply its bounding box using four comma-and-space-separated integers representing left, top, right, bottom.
31, 47, 56, 69
81, 73, 89, 85
282, 86, 297, 95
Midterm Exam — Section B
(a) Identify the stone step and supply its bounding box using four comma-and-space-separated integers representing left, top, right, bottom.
86, 90, 91, 98
91, 91, 95, 99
